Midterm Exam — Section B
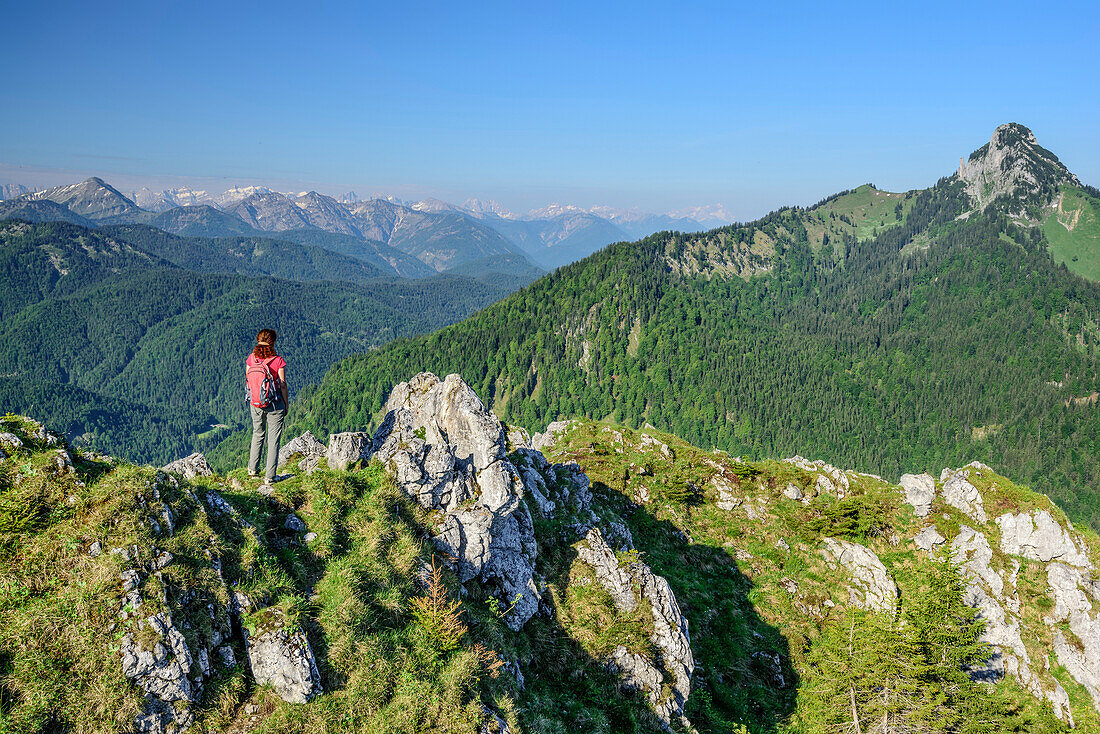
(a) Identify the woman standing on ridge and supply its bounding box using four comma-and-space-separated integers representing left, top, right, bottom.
245, 328, 288, 486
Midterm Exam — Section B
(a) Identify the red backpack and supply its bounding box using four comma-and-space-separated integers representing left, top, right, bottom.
246, 356, 280, 409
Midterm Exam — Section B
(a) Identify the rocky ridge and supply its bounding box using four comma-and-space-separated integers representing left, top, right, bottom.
5, 371, 1100, 731
957, 122, 1079, 216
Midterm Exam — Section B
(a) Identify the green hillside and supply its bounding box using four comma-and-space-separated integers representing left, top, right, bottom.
1043, 186, 1100, 281
803, 183, 913, 251
266, 173, 1100, 532
2, 405, 1091, 733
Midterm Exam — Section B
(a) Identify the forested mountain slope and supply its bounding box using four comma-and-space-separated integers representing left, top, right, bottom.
278, 125, 1100, 531
0, 221, 515, 462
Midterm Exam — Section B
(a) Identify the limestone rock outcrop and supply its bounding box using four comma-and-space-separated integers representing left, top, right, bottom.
576, 526, 694, 730
334, 373, 542, 631
900, 473, 935, 517
121, 612, 197, 732
957, 123, 1078, 212
913, 525, 946, 553
996, 510, 1091, 567
950, 524, 1075, 722
941, 472, 987, 523
160, 453, 213, 479
243, 607, 323, 704
325, 431, 372, 472
278, 430, 327, 468
820, 537, 897, 614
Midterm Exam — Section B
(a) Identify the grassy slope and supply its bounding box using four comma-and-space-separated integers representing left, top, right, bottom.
1044, 186, 1100, 281
539, 419, 1094, 732
4, 407, 1097, 733
803, 184, 913, 253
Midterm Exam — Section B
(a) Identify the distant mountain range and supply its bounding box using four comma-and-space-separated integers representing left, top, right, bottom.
0, 178, 732, 271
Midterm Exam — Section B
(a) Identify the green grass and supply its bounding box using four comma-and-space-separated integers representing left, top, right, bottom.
1043, 186, 1100, 281
804, 184, 914, 253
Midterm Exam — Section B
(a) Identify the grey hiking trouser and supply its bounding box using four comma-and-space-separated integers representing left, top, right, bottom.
248, 404, 286, 482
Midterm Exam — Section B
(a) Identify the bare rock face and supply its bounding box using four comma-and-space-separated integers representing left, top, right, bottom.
0, 432, 23, 453
512, 447, 594, 522
820, 537, 897, 614
576, 527, 694, 730
996, 510, 1090, 567
941, 473, 987, 524
900, 473, 935, 517
243, 607, 323, 704
913, 525, 946, 553
371, 373, 541, 631
121, 612, 197, 732
325, 431, 372, 472
948, 525, 1074, 721
160, 453, 213, 479
1045, 562, 1100, 713
957, 123, 1078, 212
531, 420, 573, 453
278, 430, 326, 468
576, 527, 638, 612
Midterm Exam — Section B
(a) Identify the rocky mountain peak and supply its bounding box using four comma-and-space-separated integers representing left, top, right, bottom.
27, 176, 143, 221
957, 123, 1079, 215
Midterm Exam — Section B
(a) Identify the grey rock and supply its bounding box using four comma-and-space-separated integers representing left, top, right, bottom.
120, 569, 142, 592
278, 430, 327, 468
121, 611, 194, 704
284, 513, 307, 533
507, 425, 532, 450
531, 420, 572, 452
607, 644, 664, 700
325, 431, 373, 472
913, 526, 946, 553
942, 474, 987, 523
949, 526, 1053, 706
373, 373, 541, 631
89, 541, 102, 557
900, 473, 935, 517
577, 527, 638, 612
303, 532, 318, 543
1045, 562, 1100, 712
0, 432, 23, 451
299, 455, 323, 475
577, 527, 693, 729
479, 705, 511, 734
161, 453, 213, 479
383, 372, 506, 469
713, 476, 742, 511
821, 537, 897, 614
996, 510, 1090, 567
957, 124, 1078, 212
782, 483, 803, 501
244, 607, 323, 704
952, 526, 1003, 597
216, 645, 236, 668
941, 473, 985, 526
50, 448, 76, 477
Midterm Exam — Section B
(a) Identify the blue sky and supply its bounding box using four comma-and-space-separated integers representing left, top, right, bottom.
1, 0, 1097, 217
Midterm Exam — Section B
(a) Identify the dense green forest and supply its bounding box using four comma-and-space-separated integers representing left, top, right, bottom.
0, 220, 514, 462
276, 175, 1100, 531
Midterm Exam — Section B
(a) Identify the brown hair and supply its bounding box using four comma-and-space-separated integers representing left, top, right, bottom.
253, 329, 277, 359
